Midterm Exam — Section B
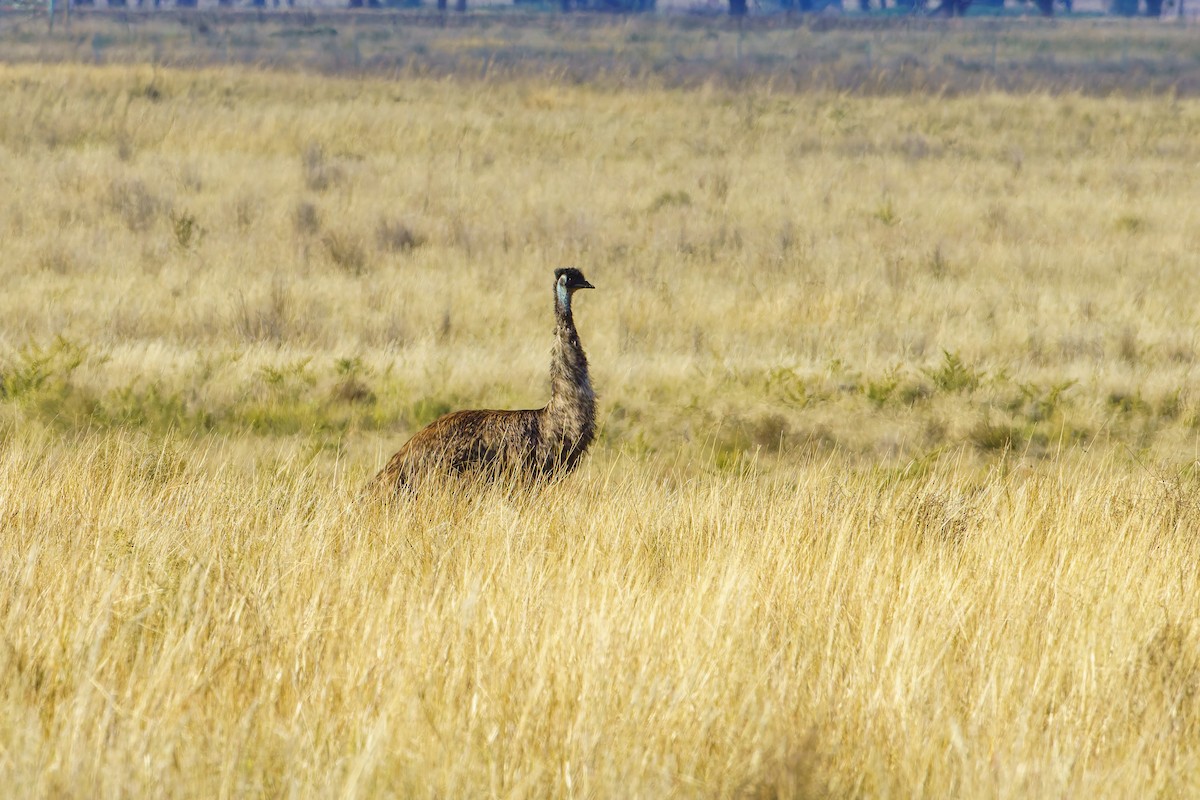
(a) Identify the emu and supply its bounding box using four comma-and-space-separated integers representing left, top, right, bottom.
371, 268, 596, 492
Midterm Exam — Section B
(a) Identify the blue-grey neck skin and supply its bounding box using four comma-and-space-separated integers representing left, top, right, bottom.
555, 280, 572, 317
552, 279, 580, 363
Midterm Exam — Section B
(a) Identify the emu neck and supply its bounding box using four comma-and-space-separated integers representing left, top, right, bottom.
545, 289, 594, 430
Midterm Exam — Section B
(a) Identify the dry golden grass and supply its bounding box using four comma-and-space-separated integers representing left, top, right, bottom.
4, 432, 1200, 797
2, 58, 1200, 796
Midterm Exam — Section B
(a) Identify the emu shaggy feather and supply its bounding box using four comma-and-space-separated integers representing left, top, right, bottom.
371, 268, 596, 492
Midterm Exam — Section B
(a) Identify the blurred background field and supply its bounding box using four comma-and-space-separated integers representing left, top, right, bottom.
2, 13, 1200, 93
2, 21, 1200, 797
1, 60, 1198, 469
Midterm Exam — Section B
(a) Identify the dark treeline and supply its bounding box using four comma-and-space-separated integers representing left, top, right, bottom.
54, 0, 1183, 19
10, 12, 1199, 97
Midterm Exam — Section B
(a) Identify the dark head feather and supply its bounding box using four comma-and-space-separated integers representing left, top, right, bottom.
555, 267, 594, 290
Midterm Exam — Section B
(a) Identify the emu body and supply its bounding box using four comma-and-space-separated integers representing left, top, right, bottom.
372, 268, 595, 492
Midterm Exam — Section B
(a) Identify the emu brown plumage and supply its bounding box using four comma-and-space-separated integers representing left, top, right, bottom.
371, 268, 596, 492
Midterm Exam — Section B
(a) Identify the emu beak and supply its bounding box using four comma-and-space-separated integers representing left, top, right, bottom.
578, 279, 595, 290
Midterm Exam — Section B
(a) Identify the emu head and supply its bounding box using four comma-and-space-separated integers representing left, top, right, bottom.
555, 267, 594, 307
555, 268, 594, 292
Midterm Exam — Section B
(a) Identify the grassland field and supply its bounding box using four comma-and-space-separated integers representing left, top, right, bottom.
2, 16, 1200, 797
